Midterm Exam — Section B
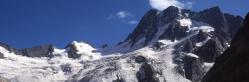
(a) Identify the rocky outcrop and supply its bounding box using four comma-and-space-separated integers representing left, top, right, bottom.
0, 42, 54, 58
65, 41, 100, 60
201, 13, 249, 82
21, 44, 54, 57
193, 38, 223, 62
112, 75, 125, 82
135, 55, 147, 63
136, 62, 159, 82
0, 52, 4, 59
183, 56, 205, 82
66, 43, 82, 59
60, 64, 72, 75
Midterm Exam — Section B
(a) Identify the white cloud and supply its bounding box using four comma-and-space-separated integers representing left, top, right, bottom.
108, 11, 138, 25
149, 0, 193, 11
116, 11, 133, 18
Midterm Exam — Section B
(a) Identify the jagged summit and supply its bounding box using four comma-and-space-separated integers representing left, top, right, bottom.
65, 41, 100, 59
66, 41, 96, 52
123, 6, 242, 47
116, 6, 243, 59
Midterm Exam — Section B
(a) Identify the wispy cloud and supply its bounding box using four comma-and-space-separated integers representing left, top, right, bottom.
149, 0, 194, 11
116, 11, 133, 18
108, 11, 138, 25
128, 20, 139, 25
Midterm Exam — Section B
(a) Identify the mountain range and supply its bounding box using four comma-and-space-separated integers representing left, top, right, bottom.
0, 6, 247, 82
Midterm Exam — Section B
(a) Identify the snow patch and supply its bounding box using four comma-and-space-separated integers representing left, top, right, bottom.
186, 53, 199, 58
178, 18, 192, 27
53, 48, 66, 55
191, 26, 214, 33
203, 62, 214, 72
71, 41, 96, 53
70, 41, 101, 60
157, 40, 175, 48
0, 46, 9, 54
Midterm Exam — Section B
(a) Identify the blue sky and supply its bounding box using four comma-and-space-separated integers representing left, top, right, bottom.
0, 0, 248, 48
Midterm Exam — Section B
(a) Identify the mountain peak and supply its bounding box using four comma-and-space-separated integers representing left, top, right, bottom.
66, 40, 96, 54
122, 6, 241, 49
163, 6, 180, 13
208, 6, 221, 11
200, 6, 221, 14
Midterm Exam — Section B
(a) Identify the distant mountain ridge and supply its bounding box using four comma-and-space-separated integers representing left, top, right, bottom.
0, 6, 245, 82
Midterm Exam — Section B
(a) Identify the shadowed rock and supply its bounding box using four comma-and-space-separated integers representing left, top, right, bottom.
136, 62, 159, 82
201, 13, 249, 82
183, 56, 205, 82
0, 52, 4, 59
21, 44, 54, 57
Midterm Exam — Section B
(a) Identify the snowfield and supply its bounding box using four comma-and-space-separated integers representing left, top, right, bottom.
0, 17, 216, 82
0, 42, 191, 82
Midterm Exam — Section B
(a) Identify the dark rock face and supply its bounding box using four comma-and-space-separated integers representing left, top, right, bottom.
112, 75, 125, 82
112, 78, 125, 82
66, 43, 81, 59
183, 56, 205, 82
224, 13, 244, 38
125, 9, 158, 47
173, 51, 205, 82
0, 52, 4, 59
79, 76, 92, 82
193, 30, 209, 42
194, 7, 226, 30
21, 44, 54, 57
194, 38, 223, 62
136, 62, 159, 82
182, 39, 194, 53
60, 64, 72, 75
201, 13, 249, 82
135, 55, 147, 63
159, 22, 189, 41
